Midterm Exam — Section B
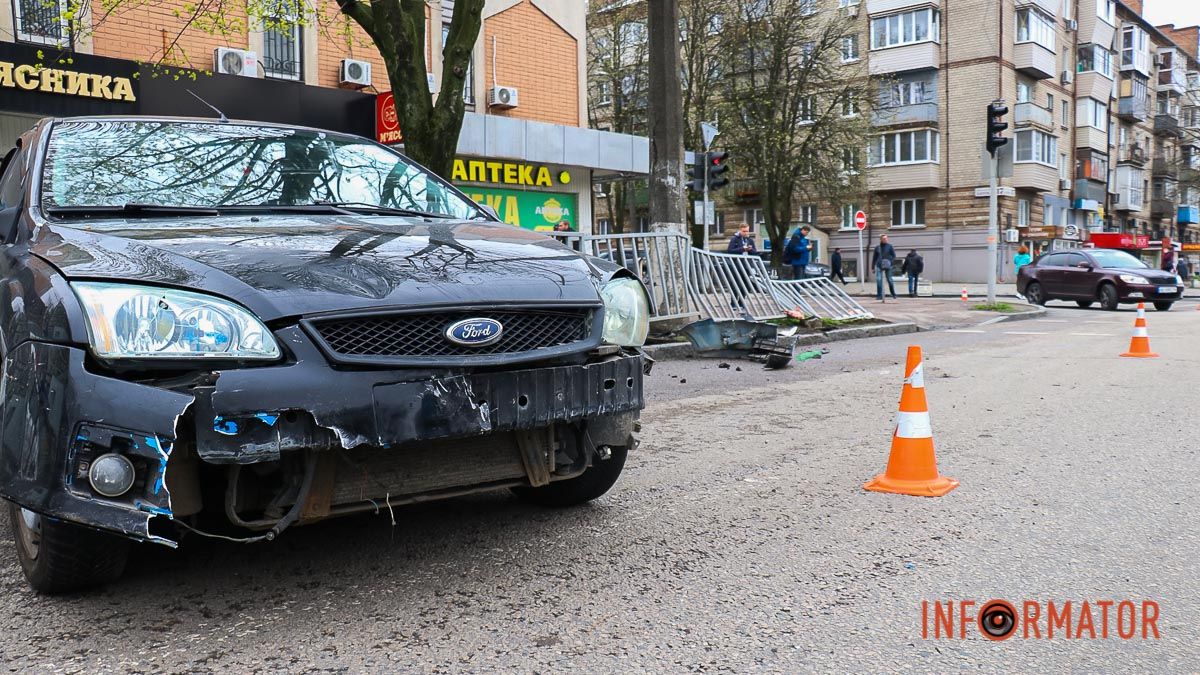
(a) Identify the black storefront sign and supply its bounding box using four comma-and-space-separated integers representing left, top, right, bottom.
0, 41, 373, 138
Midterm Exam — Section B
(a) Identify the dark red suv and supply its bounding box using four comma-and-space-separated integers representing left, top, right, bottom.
1017, 248, 1184, 311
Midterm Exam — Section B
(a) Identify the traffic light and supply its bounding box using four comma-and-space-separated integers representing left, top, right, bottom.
687, 152, 706, 192
986, 101, 1008, 156
706, 151, 729, 190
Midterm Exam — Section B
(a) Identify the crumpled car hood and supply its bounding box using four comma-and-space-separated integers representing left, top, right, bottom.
32, 216, 603, 320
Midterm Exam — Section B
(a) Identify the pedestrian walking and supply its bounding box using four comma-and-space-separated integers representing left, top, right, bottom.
1013, 245, 1032, 275
1161, 238, 1177, 275
872, 234, 897, 301
829, 248, 848, 285
904, 249, 924, 297
727, 223, 757, 256
1177, 255, 1191, 286
783, 225, 813, 280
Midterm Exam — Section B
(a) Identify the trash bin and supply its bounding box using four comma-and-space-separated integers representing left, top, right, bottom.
917, 279, 934, 297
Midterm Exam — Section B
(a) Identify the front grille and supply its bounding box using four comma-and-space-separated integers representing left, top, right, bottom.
311, 310, 592, 358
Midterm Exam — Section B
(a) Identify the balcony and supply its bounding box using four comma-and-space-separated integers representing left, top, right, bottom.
1154, 113, 1180, 137
1073, 179, 1107, 202
867, 163, 940, 191
1179, 205, 1200, 224
868, 42, 940, 76
1013, 42, 1056, 80
1152, 157, 1178, 178
1075, 126, 1108, 152
1117, 144, 1147, 166
1011, 162, 1059, 192
1014, 0, 1058, 17
871, 102, 939, 127
866, 0, 939, 14
1159, 67, 1187, 94
1076, 71, 1114, 102
1117, 96, 1150, 122
1151, 197, 1177, 218
1113, 165, 1144, 211
1014, 102, 1053, 130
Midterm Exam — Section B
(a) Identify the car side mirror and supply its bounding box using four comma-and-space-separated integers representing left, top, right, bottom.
478, 204, 500, 221
1076, 262, 1092, 269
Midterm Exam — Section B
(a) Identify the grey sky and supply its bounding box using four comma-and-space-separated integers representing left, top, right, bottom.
1143, 0, 1200, 28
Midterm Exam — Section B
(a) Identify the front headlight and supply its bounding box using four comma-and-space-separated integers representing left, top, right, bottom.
1119, 274, 1150, 285
72, 282, 280, 360
600, 277, 650, 347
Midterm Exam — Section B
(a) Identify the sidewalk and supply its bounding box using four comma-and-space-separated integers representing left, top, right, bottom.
855, 296, 1041, 330
846, 281, 1200, 299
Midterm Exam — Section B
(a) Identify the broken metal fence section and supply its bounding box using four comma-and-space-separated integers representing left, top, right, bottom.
546, 231, 872, 324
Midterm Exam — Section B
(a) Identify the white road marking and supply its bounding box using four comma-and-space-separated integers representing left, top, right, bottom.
1004, 331, 1048, 335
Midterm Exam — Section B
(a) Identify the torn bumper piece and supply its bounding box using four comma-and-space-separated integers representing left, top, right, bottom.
679, 319, 795, 368
0, 339, 645, 544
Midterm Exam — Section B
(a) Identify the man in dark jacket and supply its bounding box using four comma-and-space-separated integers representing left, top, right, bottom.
785, 226, 812, 279
727, 223, 757, 256
904, 249, 924, 297
871, 234, 897, 301
829, 248, 847, 284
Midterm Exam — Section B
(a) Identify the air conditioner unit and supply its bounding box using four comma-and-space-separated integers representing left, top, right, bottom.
214, 47, 257, 77
339, 58, 372, 87
1061, 69, 1074, 85
488, 85, 519, 109
1065, 18, 1078, 31
845, 4, 859, 17
1060, 178, 1071, 190
1004, 228, 1020, 243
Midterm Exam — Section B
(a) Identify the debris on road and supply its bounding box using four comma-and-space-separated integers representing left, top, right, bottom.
679, 318, 795, 369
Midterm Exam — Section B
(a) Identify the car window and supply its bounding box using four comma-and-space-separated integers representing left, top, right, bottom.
0, 148, 21, 208
1040, 253, 1066, 266
41, 120, 484, 220
1064, 253, 1087, 267
1088, 249, 1148, 269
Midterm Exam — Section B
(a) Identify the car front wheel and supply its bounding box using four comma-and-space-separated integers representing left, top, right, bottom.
7, 502, 130, 594
1025, 282, 1046, 305
1098, 283, 1119, 311
1153, 301, 1173, 311
513, 445, 628, 507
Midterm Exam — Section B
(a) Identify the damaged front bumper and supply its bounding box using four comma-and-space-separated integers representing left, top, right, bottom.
0, 329, 646, 545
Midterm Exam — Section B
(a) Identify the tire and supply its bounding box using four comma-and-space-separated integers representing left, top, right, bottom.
8, 502, 130, 594
1025, 282, 1046, 306
1153, 301, 1173, 311
1098, 283, 1119, 311
513, 445, 628, 507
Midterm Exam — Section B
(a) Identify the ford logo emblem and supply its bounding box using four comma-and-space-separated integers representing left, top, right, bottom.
444, 318, 504, 347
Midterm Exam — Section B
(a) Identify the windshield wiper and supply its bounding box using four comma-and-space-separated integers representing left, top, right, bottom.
45, 203, 222, 217
310, 201, 457, 219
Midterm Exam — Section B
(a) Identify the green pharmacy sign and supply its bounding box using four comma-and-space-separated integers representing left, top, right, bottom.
459, 187, 578, 231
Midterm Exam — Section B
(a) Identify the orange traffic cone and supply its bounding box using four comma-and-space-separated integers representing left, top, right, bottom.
864, 346, 959, 497
1119, 303, 1159, 358
960, 287, 969, 302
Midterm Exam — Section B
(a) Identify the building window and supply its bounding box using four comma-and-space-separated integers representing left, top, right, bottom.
841, 148, 860, 174
1061, 100, 1069, 126
595, 81, 612, 106
1045, 93, 1053, 111
1060, 152, 1069, 181
1076, 150, 1108, 181
1077, 44, 1113, 78
879, 71, 936, 107
14, 0, 69, 45
840, 204, 861, 230
798, 204, 817, 224
1014, 129, 1058, 166
870, 8, 939, 50
1017, 199, 1030, 227
841, 94, 860, 117
1015, 8, 1055, 51
618, 21, 647, 49
799, 0, 817, 16
443, 24, 475, 104
839, 0, 861, 6
263, 1, 302, 81
1076, 97, 1107, 129
743, 208, 764, 229
1121, 26, 1149, 74
869, 129, 939, 166
1016, 79, 1032, 103
891, 198, 926, 227
841, 35, 859, 62
1096, 0, 1115, 24
799, 95, 816, 123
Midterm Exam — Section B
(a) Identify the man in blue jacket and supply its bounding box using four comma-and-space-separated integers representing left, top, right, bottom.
785, 226, 812, 280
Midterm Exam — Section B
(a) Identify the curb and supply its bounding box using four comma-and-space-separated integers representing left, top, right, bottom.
643, 321, 920, 360
974, 306, 1047, 326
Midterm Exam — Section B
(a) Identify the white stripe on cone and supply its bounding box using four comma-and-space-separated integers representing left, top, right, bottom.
1137, 307, 1145, 318
1133, 327, 1148, 337
904, 363, 925, 389
895, 411, 933, 439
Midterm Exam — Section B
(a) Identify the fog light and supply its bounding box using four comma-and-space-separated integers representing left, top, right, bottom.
88, 453, 136, 497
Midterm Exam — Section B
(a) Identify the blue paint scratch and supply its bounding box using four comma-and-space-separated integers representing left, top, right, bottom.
213, 417, 240, 436
135, 501, 173, 517
253, 412, 279, 426
145, 435, 172, 495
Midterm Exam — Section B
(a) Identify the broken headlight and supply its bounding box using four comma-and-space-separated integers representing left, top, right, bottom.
599, 277, 650, 347
72, 282, 281, 360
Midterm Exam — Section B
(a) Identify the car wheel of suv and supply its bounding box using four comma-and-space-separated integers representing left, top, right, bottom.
1075, 300, 1093, 308
7, 502, 130, 594
1153, 301, 1173, 311
1025, 282, 1046, 306
1098, 283, 1119, 311
512, 445, 628, 507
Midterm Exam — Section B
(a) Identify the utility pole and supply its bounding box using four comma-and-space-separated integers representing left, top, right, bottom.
647, 0, 687, 233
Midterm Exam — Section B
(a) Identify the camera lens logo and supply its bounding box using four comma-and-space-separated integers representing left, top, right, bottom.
978, 600, 1018, 641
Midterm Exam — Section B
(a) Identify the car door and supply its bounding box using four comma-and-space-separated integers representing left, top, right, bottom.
1059, 252, 1094, 298
1034, 252, 1069, 297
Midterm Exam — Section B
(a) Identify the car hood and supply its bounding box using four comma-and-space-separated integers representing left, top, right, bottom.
32, 216, 605, 320
1110, 267, 1177, 282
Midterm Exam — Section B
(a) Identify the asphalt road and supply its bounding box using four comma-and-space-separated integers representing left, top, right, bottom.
1, 303, 1197, 672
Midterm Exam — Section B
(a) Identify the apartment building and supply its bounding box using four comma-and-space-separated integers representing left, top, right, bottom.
0, 0, 646, 233
586, 0, 1199, 280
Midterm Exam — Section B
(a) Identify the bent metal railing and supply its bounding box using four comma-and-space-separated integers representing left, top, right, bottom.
547, 231, 871, 324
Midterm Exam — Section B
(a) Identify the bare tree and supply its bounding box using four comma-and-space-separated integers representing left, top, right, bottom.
716, 0, 873, 267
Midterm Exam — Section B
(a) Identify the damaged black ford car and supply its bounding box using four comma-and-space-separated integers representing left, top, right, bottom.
0, 117, 649, 593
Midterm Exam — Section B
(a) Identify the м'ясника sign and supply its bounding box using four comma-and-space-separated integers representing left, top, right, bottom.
0, 60, 136, 102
